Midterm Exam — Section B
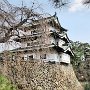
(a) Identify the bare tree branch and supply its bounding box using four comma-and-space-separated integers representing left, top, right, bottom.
50, 0, 69, 8
0, 0, 42, 43
83, 0, 90, 5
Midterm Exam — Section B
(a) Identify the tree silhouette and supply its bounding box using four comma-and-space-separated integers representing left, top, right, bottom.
0, 0, 42, 43
50, 0, 90, 8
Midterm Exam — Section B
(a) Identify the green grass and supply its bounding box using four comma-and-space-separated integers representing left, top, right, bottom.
0, 75, 16, 90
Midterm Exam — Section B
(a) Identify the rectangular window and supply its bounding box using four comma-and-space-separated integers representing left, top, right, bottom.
12, 55, 15, 60
22, 57, 24, 60
56, 42, 58, 46
40, 54, 46, 59
24, 56, 27, 60
27, 43, 30, 46
31, 31, 37, 35
28, 55, 33, 60
31, 31, 34, 35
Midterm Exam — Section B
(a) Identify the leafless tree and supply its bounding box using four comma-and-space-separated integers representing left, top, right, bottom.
0, 0, 43, 43
0, 0, 90, 44
83, 0, 90, 5
50, 0, 69, 8
50, 0, 90, 7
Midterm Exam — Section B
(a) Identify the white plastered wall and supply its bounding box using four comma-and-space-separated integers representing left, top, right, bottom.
21, 42, 27, 48
58, 39, 65, 47
22, 48, 60, 62
50, 37, 55, 44
60, 53, 70, 63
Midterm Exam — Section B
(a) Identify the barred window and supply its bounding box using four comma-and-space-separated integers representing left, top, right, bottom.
28, 55, 33, 60
27, 43, 30, 46
40, 54, 46, 59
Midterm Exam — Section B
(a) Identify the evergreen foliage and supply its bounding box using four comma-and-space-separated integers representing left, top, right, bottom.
84, 82, 90, 90
71, 41, 90, 82
71, 41, 90, 65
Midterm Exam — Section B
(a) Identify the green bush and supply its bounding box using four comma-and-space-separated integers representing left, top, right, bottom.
84, 83, 90, 90
0, 75, 16, 90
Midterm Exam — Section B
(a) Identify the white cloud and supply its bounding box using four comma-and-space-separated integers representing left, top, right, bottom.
69, 0, 83, 12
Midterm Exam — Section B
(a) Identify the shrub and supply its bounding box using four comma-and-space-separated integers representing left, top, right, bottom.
84, 82, 90, 90
0, 75, 16, 90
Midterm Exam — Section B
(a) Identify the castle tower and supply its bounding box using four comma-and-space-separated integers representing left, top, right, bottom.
13, 15, 73, 63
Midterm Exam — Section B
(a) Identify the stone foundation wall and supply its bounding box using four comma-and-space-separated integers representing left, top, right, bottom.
0, 59, 84, 90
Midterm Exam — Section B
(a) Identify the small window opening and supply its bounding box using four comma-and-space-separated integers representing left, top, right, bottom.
31, 30, 37, 35
40, 54, 46, 59
28, 55, 33, 60
31, 25, 36, 29
31, 36, 37, 41
24, 50, 28, 53
56, 42, 58, 46
24, 56, 27, 60
12, 55, 15, 60
60, 55, 62, 58
27, 43, 31, 46
22, 57, 24, 60
0, 57, 3, 61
